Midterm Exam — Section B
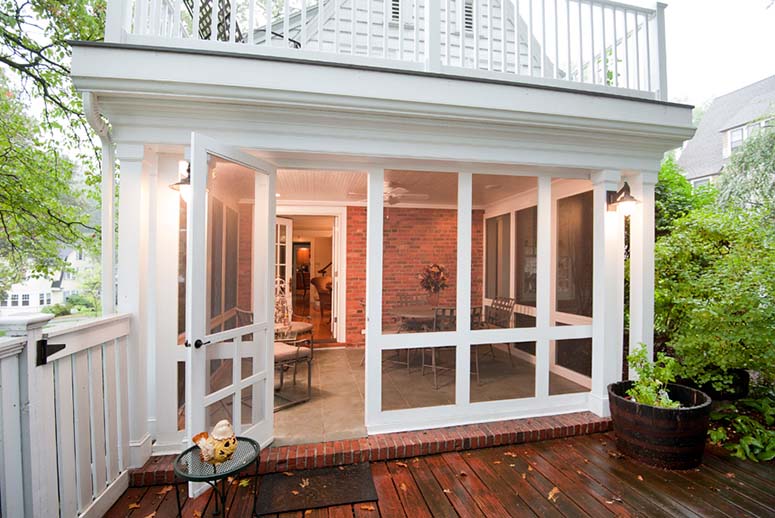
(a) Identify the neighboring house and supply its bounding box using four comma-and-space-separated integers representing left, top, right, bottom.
0, 249, 95, 317
60, 0, 692, 507
678, 75, 775, 187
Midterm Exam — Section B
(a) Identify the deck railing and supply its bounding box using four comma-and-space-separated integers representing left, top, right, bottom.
0, 314, 131, 518
105, 0, 667, 99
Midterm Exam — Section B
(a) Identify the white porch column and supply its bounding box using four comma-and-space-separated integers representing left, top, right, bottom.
627, 171, 658, 378
364, 168, 384, 430
589, 170, 625, 416
115, 143, 153, 467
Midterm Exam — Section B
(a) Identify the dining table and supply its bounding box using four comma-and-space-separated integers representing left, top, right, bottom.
393, 304, 437, 331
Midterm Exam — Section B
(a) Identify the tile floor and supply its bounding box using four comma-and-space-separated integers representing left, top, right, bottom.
273, 345, 588, 446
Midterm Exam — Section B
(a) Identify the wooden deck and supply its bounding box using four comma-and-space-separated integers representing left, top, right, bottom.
106, 432, 775, 517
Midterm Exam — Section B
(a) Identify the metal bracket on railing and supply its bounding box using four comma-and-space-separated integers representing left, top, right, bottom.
36, 338, 66, 366
184, 339, 211, 349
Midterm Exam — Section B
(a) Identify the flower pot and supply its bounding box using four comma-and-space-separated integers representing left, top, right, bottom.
608, 381, 712, 469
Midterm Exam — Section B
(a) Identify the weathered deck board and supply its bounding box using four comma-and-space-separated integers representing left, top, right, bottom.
104, 433, 775, 517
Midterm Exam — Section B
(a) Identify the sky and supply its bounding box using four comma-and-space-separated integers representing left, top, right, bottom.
662, 0, 775, 107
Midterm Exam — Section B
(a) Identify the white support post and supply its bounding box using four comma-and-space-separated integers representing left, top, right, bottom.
105, 0, 129, 42
535, 176, 552, 399
425, 0, 442, 71
364, 168, 384, 430
627, 171, 657, 379
589, 170, 625, 417
0, 314, 56, 518
115, 143, 153, 468
456, 172, 472, 407
655, 2, 668, 100
101, 141, 116, 315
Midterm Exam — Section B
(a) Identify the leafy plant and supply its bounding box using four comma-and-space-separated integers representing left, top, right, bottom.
709, 394, 775, 462
655, 207, 775, 391
626, 344, 681, 409
418, 263, 449, 295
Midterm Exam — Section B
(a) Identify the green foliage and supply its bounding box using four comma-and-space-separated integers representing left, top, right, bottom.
655, 155, 715, 238
626, 344, 681, 409
44, 302, 73, 317
709, 393, 775, 462
718, 126, 775, 217
654, 208, 775, 391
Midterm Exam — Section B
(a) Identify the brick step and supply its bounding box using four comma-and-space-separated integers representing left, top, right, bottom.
129, 411, 611, 487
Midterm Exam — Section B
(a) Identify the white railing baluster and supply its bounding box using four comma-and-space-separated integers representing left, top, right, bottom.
527, 0, 533, 75
655, 3, 668, 104
577, 0, 582, 82
473, 0, 478, 68
612, 7, 618, 87
601, 3, 607, 86
248, 0, 255, 43
0, 338, 25, 518
500, 0, 505, 72
487, 0, 491, 70
634, 11, 641, 90
366, 0, 371, 55
623, 8, 629, 88
319, 0, 325, 50
229, 0, 237, 42
384, 0, 388, 57
645, 12, 651, 92
590, 1, 595, 84
540, 0, 545, 77
514, 0, 519, 73
210, 0, 217, 40
425, 0, 441, 70
460, 0, 465, 67
103, 341, 120, 482
398, 0, 404, 59
353, 0, 357, 54
414, 0, 419, 60
566, 0, 571, 80
265, 0, 272, 45
553, 0, 558, 78
54, 358, 78, 518
173, 0, 182, 37
73, 350, 93, 510
445, 0, 449, 65
284, 0, 290, 46
193, 0, 200, 39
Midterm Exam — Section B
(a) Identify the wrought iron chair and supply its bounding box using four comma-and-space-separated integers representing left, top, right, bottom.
421, 307, 457, 389
483, 297, 517, 366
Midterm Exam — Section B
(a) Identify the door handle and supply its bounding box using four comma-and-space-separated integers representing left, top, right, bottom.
185, 339, 211, 349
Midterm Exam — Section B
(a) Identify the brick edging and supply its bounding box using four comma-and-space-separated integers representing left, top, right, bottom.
130, 411, 611, 487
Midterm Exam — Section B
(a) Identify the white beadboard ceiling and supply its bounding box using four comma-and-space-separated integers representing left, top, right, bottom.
277, 169, 540, 208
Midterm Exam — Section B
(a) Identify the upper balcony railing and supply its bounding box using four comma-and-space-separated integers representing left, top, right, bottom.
105, 0, 668, 100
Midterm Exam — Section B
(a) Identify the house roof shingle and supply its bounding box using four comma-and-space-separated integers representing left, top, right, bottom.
678, 75, 775, 180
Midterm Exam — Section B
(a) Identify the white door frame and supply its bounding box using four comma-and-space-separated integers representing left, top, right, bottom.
276, 205, 348, 342
185, 134, 277, 485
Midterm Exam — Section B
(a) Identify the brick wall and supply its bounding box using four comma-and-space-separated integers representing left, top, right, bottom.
345, 206, 484, 344
237, 204, 253, 311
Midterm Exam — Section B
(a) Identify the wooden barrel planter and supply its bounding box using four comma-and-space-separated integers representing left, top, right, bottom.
608, 381, 712, 470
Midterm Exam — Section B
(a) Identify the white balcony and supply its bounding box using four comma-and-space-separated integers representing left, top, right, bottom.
105, 0, 668, 100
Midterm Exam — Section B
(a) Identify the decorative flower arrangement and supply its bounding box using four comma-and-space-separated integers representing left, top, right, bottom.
418, 263, 449, 295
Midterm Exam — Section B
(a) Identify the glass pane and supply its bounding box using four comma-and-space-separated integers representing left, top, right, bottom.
177, 361, 185, 431
381, 347, 456, 410
549, 338, 592, 395
555, 187, 593, 319
382, 170, 457, 334
205, 394, 234, 431
515, 206, 537, 307
207, 356, 233, 394
472, 174, 537, 331
177, 199, 187, 342
206, 153, 255, 332
470, 342, 536, 402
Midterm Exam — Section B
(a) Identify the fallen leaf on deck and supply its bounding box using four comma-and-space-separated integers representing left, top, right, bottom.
493, 460, 502, 465
521, 473, 527, 479
304, 511, 312, 516
143, 513, 156, 518
504, 451, 517, 457
156, 485, 174, 495
399, 482, 408, 492
583, 458, 589, 463
192, 511, 202, 518
239, 479, 250, 487
509, 464, 515, 468
527, 466, 533, 472
227, 476, 235, 485
396, 461, 408, 468
607, 450, 624, 459
300, 478, 310, 488
443, 489, 452, 494
725, 472, 736, 479
128, 503, 141, 510
282, 471, 295, 477
605, 496, 622, 504
291, 490, 300, 496
548, 487, 560, 502
458, 471, 468, 477
637, 475, 644, 481
360, 504, 377, 511
338, 466, 345, 471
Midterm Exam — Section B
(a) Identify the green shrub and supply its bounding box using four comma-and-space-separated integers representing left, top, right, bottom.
709, 391, 775, 462
626, 344, 681, 408
655, 208, 775, 391
44, 303, 72, 317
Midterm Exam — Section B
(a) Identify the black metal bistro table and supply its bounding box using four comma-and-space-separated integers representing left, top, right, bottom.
173, 436, 260, 517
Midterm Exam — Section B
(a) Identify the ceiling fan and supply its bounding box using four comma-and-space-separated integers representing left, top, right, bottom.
347, 181, 431, 205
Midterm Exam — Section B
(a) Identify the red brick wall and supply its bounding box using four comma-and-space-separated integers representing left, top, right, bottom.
344, 206, 484, 344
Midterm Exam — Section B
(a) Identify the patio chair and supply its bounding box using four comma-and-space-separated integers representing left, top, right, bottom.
483, 297, 517, 366
421, 307, 456, 389
274, 339, 312, 411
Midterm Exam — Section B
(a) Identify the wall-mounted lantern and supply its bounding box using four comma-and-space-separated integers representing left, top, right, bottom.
607, 181, 639, 216
169, 160, 192, 203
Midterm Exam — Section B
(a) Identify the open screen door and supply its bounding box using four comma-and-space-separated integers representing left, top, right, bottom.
275, 217, 293, 312
185, 134, 276, 480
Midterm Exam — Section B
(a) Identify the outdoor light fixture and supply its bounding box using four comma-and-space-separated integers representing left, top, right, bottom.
607, 181, 638, 216
170, 160, 192, 204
